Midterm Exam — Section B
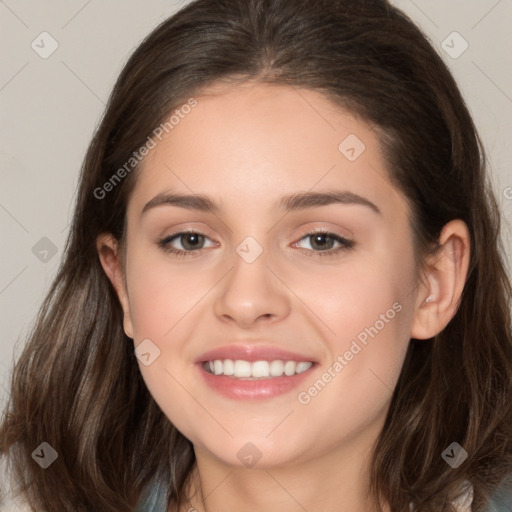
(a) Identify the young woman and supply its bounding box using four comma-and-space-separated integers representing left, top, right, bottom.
1, 0, 511, 510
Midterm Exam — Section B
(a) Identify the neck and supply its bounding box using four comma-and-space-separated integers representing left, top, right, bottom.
181, 425, 390, 512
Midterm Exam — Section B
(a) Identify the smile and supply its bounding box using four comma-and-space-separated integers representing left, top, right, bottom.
203, 359, 313, 379
197, 359, 317, 400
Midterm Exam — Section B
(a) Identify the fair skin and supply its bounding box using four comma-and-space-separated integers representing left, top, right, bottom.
97, 81, 470, 512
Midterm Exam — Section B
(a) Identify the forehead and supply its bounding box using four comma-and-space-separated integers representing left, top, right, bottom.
127, 81, 407, 219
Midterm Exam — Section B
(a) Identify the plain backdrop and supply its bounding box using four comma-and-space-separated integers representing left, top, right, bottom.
1, 0, 511, 408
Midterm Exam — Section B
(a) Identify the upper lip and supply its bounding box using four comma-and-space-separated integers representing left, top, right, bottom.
195, 343, 317, 364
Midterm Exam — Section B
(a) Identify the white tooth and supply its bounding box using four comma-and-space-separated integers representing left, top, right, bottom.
269, 360, 284, 377
296, 362, 313, 374
213, 360, 223, 375
252, 361, 270, 378
207, 359, 311, 378
223, 359, 234, 375
233, 360, 252, 377
284, 361, 297, 376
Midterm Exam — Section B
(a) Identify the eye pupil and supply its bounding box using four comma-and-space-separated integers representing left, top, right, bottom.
182, 233, 203, 250
310, 233, 334, 250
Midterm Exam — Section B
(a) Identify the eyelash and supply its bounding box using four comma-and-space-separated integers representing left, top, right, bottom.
157, 229, 354, 258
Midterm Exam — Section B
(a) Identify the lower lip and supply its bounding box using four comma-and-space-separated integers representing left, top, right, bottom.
196, 363, 315, 400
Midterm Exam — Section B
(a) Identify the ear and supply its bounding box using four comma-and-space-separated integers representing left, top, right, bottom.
96, 233, 134, 339
410, 219, 471, 340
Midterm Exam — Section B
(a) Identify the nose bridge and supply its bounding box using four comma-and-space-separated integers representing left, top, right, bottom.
226, 232, 273, 298
235, 234, 266, 266
213, 232, 290, 326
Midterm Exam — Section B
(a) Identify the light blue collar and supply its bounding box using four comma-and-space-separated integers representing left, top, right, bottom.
136, 479, 168, 512
135, 477, 512, 512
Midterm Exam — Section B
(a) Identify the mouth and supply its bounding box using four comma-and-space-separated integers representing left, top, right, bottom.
196, 357, 317, 400
194, 343, 318, 399
202, 359, 314, 379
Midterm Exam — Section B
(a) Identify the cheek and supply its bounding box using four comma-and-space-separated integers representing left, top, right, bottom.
124, 253, 207, 435
295, 281, 410, 451
293, 252, 413, 413
297, 250, 411, 341
125, 250, 209, 340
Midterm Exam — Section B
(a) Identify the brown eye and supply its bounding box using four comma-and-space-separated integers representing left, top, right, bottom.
157, 231, 215, 257
293, 231, 354, 257
309, 233, 336, 251
177, 233, 205, 250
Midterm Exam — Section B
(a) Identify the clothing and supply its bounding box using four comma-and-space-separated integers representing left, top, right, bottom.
136, 478, 169, 512
1, 457, 510, 511
135, 478, 512, 512
486, 483, 512, 512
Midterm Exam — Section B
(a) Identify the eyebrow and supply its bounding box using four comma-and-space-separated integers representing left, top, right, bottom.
141, 190, 381, 216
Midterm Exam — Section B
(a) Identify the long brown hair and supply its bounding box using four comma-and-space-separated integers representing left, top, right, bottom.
1, 0, 511, 510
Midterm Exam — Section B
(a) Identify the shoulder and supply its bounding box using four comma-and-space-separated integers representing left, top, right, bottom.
135, 478, 169, 512
1, 455, 170, 512
451, 480, 512, 512
485, 480, 512, 512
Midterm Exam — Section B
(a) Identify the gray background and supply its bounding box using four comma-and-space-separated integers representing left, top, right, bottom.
1, 0, 511, 408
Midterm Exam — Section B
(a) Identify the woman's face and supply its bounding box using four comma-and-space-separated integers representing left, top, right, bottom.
114, 82, 421, 468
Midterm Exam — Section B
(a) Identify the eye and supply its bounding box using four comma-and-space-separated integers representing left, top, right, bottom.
157, 229, 354, 258
157, 231, 216, 257
292, 230, 354, 257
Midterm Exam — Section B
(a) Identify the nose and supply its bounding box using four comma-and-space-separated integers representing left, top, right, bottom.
213, 244, 291, 329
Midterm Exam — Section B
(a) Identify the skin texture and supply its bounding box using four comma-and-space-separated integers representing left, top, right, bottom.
97, 82, 470, 512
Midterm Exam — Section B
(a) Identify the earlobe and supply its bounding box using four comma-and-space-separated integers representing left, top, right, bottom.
410, 219, 471, 340
96, 233, 134, 339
